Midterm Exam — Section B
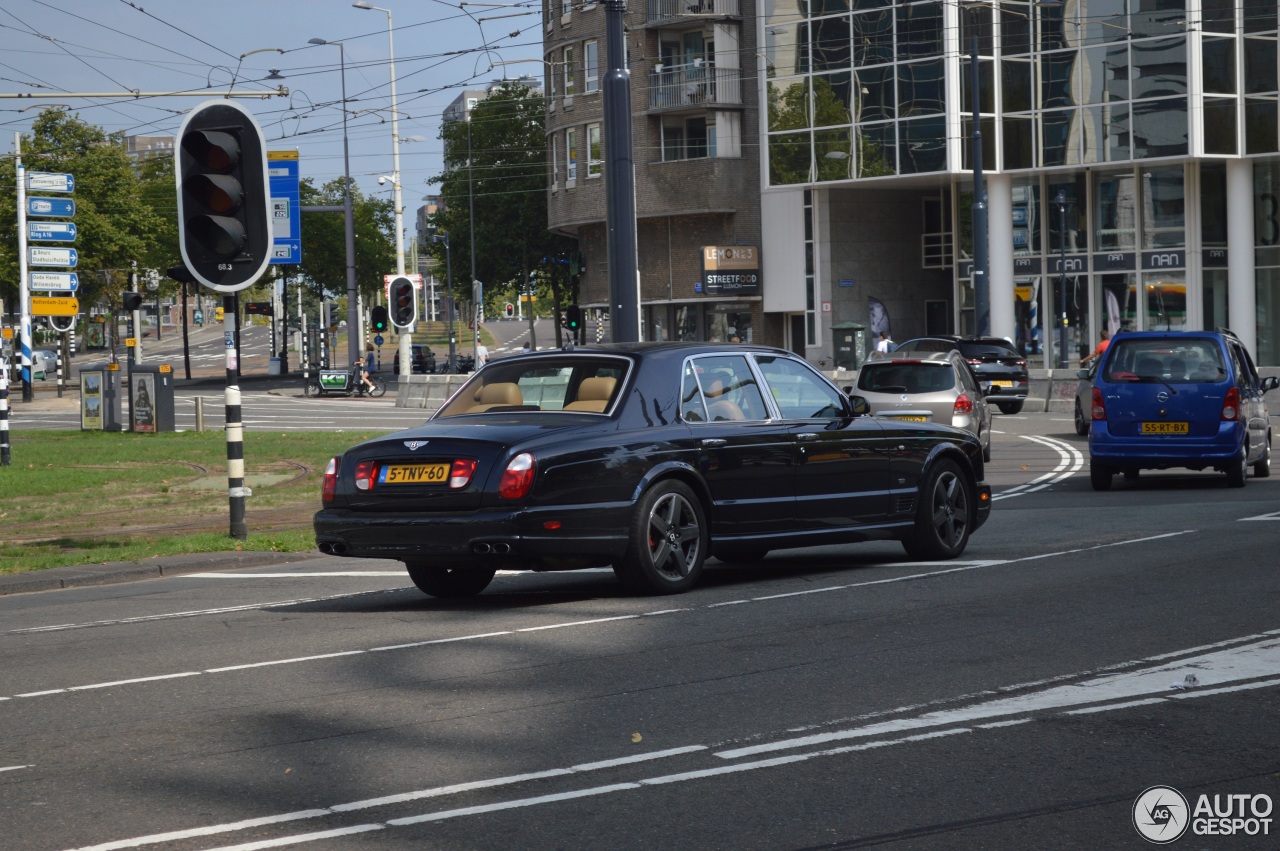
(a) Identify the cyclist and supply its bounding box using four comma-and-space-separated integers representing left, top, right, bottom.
359, 343, 376, 394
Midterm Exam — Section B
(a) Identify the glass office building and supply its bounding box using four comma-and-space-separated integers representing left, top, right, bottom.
760, 0, 1280, 366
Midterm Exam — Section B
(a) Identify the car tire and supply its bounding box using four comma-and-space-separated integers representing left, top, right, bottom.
997, 401, 1024, 415
1090, 461, 1113, 491
1226, 449, 1248, 488
1074, 400, 1090, 436
714, 544, 770, 563
1253, 439, 1271, 479
614, 480, 706, 595
901, 459, 972, 560
405, 563, 496, 597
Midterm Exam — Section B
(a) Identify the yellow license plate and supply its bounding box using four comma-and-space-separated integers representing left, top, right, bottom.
1141, 422, 1189, 435
990, 380, 1013, 387
889, 415, 928, 422
380, 463, 450, 484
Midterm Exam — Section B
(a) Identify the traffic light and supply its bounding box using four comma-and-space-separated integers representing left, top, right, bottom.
48, 314, 76, 333
122, 292, 144, 311
175, 100, 271, 293
389, 276, 417, 328
370, 305, 389, 333
565, 305, 582, 332
504, 302, 515, 318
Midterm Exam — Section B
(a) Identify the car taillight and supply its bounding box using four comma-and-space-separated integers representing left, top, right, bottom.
322, 457, 339, 504
450, 458, 478, 489
967, 358, 982, 365
953, 393, 974, 414
354, 460, 378, 491
1221, 386, 1240, 421
499, 452, 536, 500
1091, 386, 1107, 421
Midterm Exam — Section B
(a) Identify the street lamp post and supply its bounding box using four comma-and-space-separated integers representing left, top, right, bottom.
306, 38, 361, 369
355, 1, 412, 378
964, 2, 990, 338
431, 233, 457, 371
1055, 188, 1069, 369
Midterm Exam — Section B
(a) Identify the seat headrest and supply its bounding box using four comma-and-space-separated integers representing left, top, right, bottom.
576, 376, 616, 402
476, 383, 522, 406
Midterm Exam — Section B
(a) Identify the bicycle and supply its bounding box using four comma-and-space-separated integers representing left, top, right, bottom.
304, 367, 386, 398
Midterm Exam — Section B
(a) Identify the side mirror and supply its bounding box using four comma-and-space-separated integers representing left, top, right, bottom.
1076, 369, 1092, 380
1261, 376, 1279, 393
849, 395, 870, 417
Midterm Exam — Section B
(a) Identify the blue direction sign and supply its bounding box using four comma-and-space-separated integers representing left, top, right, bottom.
29, 247, 78, 267
268, 150, 301, 265
28, 196, 76, 217
30, 271, 80, 291
27, 171, 75, 193
28, 221, 77, 242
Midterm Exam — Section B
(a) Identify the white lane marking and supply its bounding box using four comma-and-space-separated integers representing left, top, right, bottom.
8, 592, 388, 635
1168, 676, 1280, 699
67, 673, 201, 691
1239, 510, 1280, 521
67, 748, 702, 851
976, 719, 1030, 730
4, 533, 1189, 704
714, 636, 1280, 760
0, 764, 31, 773
368, 632, 513, 652
205, 824, 384, 851
183, 572, 406, 579
1065, 698, 1166, 715
386, 784, 639, 827
993, 434, 1084, 500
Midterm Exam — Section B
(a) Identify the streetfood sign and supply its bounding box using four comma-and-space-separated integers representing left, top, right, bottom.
701, 246, 761, 296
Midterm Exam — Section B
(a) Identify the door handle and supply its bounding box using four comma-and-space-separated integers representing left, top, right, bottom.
796, 433, 818, 441
701, 438, 727, 447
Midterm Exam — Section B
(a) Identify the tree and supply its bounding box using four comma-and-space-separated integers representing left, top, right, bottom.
0, 109, 166, 313
295, 177, 395, 306
430, 82, 575, 330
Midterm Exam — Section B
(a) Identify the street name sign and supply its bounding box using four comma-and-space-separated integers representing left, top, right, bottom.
30, 272, 80, 291
28, 196, 76, 217
29, 247, 79, 267
28, 221, 77, 242
27, 172, 75, 193
31, 296, 80, 317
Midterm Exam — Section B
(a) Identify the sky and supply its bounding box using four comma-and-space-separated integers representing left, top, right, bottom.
1, 0, 547, 210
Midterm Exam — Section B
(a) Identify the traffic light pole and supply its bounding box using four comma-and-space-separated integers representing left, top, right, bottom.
223, 294, 248, 540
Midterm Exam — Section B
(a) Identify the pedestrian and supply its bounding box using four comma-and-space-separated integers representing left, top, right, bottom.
360, 343, 376, 393
1081, 329, 1110, 366
475, 341, 489, 369
875, 330, 894, 354
521, 342, 532, 353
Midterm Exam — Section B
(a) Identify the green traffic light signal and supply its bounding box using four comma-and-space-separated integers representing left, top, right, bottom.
370, 305, 389, 332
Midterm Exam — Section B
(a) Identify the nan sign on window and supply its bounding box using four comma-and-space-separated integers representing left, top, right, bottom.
702, 246, 761, 296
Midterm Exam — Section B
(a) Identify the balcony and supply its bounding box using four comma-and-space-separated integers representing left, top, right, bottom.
646, 0, 740, 26
648, 65, 742, 113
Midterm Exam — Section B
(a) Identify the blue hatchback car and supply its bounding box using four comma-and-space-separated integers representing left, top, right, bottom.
1088, 329, 1278, 490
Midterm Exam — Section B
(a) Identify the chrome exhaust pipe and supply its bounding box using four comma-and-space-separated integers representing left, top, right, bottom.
473, 542, 492, 554
491, 542, 511, 554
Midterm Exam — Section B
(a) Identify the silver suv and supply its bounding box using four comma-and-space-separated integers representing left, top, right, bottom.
855, 350, 993, 461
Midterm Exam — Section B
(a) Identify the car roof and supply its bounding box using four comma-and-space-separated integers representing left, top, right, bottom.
866, 351, 957, 365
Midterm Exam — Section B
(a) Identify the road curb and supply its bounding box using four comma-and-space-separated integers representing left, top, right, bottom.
0, 550, 320, 597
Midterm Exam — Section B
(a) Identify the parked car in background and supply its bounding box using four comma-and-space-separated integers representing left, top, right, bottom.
393, 344, 436, 375
1088, 329, 1277, 490
893, 336, 1029, 414
30, 350, 56, 381
315, 343, 992, 598
856, 350, 993, 461
1074, 362, 1098, 435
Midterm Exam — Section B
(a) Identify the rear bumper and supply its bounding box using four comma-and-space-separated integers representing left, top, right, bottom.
1089, 424, 1242, 468
313, 504, 631, 565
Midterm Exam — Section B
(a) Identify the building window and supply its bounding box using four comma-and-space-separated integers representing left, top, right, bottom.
587, 123, 602, 177
566, 127, 578, 183
551, 134, 559, 189
661, 116, 717, 161
547, 54, 557, 103
560, 0, 570, 21
564, 46, 576, 99
585, 40, 599, 93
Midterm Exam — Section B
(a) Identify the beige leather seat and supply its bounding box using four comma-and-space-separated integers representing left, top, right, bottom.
704, 379, 745, 421
563, 376, 616, 412
468, 382, 524, 413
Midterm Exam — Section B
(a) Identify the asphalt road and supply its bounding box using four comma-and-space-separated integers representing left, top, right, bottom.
3, 421, 1278, 850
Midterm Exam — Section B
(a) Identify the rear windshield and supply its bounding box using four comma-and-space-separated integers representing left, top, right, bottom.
958, 340, 1019, 359
896, 339, 955, 354
435, 356, 629, 417
857, 362, 956, 393
1103, 338, 1226, 383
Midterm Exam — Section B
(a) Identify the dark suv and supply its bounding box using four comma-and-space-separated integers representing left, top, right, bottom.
1088, 329, 1278, 489
892, 336, 1029, 414
393, 344, 437, 375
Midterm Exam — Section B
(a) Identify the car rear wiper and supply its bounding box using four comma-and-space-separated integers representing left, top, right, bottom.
1139, 374, 1178, 395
